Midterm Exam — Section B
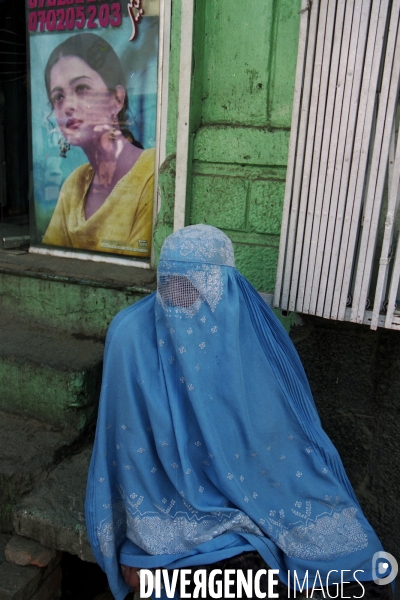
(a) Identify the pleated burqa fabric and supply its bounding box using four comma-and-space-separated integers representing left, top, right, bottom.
85, 225, 385, 600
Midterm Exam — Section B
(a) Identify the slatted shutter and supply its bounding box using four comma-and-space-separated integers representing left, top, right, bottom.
275, 0, 400, 330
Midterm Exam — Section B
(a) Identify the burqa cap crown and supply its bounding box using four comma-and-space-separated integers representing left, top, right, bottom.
159, 224, 235, 267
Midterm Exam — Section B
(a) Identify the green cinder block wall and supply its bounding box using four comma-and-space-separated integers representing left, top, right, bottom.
155, 0, 301, 293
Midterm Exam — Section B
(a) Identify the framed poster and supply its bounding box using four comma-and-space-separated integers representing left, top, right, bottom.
26, 0, 162, 262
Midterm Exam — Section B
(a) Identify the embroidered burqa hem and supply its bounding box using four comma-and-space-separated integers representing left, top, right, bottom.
85, 225, 386, 600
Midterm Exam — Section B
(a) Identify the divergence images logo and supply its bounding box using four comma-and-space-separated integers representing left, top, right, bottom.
372, 552, 398, 586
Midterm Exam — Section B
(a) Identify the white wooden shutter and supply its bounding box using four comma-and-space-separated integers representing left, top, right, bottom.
275, 0, 400, 330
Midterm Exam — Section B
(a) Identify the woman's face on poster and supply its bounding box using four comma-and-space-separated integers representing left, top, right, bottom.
49, 55, 124, 148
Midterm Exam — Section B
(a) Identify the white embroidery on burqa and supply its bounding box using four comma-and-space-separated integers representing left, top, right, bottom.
124, 508, 262, 555
187, 267, 223, 313
266, 502, 368, 560
97, 501, 126, 559
161, 225, 235, 267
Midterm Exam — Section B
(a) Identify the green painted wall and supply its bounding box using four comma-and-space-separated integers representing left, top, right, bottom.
154, 0, 301, 293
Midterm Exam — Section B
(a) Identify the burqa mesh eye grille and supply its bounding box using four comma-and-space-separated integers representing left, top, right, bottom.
158, 275, 200, 309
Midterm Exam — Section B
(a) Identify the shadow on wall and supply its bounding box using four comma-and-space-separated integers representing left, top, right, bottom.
290, 315, 400, 562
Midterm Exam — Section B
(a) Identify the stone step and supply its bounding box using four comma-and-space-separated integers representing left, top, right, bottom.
13, 445, 95, 563
0, 412, 80, 533
0, 316, 104, 432
0, 249, 156, 337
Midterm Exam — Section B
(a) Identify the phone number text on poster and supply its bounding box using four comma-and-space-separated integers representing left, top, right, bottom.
28, 3, 122, 32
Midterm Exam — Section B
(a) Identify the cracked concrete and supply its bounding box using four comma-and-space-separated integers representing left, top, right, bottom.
13, 445, 95, 562
0, 412, 79, 533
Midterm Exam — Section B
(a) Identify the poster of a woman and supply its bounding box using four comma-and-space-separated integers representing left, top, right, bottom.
27, 2, 159, 259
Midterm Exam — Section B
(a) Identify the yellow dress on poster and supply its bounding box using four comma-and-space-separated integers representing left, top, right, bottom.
42, 148, 154, 257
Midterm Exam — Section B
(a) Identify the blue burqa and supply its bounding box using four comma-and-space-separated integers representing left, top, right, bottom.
85, 225, 385, 599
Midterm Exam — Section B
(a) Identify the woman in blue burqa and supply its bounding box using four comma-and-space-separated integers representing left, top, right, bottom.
86, 225, 393, 599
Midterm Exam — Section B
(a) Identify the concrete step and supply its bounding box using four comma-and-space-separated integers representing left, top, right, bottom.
13, 445, 95, 563
0, 411, 80, 533
0, 249, 156, 337
0, 316, 104, 432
